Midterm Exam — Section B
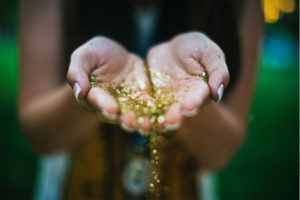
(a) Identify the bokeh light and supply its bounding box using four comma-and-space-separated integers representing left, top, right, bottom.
262, 0, 295, 23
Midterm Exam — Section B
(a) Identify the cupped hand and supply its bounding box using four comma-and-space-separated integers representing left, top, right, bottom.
67, 36, 153, 132
146, 32, 229, 130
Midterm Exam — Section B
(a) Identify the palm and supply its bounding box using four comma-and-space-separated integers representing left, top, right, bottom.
69, 37, 153, 132
146, 35, 213, 129
90, 53, 152, 115
69, 33, 228, 132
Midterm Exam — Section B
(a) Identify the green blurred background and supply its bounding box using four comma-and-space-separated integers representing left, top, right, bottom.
0, 1, 298, 199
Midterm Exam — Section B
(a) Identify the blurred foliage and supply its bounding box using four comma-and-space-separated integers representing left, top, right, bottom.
219, 4, 299, 199
219, 66, 298, 199
0, 0, 298, 199
0, 1, 38, 199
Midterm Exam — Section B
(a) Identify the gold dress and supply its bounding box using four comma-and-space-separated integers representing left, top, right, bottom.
64, 124, 198, 200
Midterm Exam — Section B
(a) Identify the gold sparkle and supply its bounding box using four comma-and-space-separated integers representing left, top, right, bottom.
89, 68, 180, 199
137, 117, 144, 124
157, 115, 165, 124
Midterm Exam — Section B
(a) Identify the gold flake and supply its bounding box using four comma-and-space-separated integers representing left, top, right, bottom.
137, 117, 144, 124
151, 115, 157, 123
157, 115, 165, 124
89, 69, 180, 199
136, 78, 146, 90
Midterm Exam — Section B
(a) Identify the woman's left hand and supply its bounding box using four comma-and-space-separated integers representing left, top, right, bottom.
146, 32, 230, 130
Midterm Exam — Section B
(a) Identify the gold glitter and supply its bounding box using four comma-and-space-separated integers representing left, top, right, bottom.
143, 107, 149, 113
89, 75, 95, 81
157, 115, 165, 124
88, 67, 207, 199
194, 71, 208, 82
119, 97, 126, 102
136, 78, 147, 90
147, 100, 154, 107
137, 117, 144, 124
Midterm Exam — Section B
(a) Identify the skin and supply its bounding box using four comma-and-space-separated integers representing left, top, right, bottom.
67, 37, 153, 131
146, 32, 229, 126
19, 0, 263, 170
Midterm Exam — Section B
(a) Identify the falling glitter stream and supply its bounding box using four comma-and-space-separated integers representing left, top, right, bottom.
89, 66, 207, 199
90, 66, 177, 199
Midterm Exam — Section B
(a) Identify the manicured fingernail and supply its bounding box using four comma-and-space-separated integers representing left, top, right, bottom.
73, 83, 81, 102
165, 122, 181, 131
121, 123, 135, 133
102, 110, 118, 121
217, 84, 224, 103
182, 108, 198, 117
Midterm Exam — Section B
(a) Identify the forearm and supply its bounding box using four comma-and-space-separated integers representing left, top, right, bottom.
18, 83, 100, 155
178, 1, 262, 171
178, 102, 245, 171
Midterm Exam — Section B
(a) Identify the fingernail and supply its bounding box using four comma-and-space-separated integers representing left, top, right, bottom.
102, 110, 118, 121
165, 122, 181, 131
182, 108, 198, 117
121, 123, 135, 133
217, 84, 224, 103
73, 83, 81, 102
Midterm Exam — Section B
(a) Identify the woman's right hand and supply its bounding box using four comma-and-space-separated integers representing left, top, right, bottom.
67, 36, 152, 133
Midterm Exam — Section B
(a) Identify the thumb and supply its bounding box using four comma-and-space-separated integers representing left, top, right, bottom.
67, 68, 90, 102
67, 49, 94, 101
198, 41, 230, 103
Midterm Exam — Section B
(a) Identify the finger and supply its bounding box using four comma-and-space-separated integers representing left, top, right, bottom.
78, 99, 94, 112
120, 110, 137, 132
137, 116, 152, 134
200, 45, 229, 102
164, 103, 182, 131
87, 87, 118, 120
67, 47, 96, 101
95, 111, 118, 125
124, 55, 151, 92
146, 43, 168, 68
208, 68, 228, 103
181, 80, 210, 116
